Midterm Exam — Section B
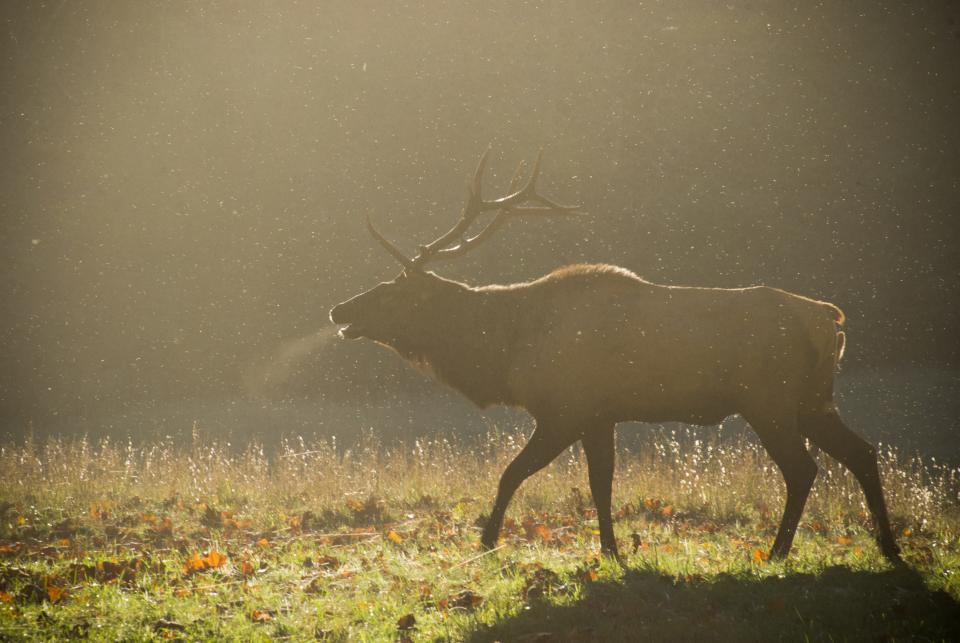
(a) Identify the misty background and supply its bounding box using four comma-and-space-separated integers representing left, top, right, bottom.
1, 2, 958, 457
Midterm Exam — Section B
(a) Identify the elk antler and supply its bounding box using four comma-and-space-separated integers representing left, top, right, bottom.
367, 150, 580, 269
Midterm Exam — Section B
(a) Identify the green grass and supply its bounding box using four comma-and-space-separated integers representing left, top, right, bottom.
0, 426, 958, 641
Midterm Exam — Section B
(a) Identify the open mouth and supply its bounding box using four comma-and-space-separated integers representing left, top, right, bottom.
337, 324, 363, 340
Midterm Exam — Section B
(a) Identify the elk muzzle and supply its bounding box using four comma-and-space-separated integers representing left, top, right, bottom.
329, 298, 365, 340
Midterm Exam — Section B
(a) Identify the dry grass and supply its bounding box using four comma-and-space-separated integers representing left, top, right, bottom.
0, 425, 958, 640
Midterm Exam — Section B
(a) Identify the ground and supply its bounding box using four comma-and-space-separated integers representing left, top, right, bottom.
0, 427, 957, 641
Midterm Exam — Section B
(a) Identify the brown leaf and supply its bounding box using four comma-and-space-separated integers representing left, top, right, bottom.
153, 618, 187, 633
316, 554, 341, 569
533, 524, 552, 543
397, 613, 416, 631
250, 609, 274, 622
46, 585, 66, 603
448, 589, 483, 610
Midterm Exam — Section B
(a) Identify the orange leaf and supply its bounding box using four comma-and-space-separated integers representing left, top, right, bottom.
46, 586, 66, 602
661, 504, 674, 517
387, 530, 403, 544
0, 591, 12, 603
251, 609, 273, 622
853, 546, 864, 557
241, 559, 255, 577
836, 536, 853, 546
752, 548, 767, 563
902, 527, 913, 537
257, 538, 269, 547
56, 538, 71, 548
534, 524, 551, 543
204, 550, 227, 568
184, 553, 206, 573
583, 568, 599, 582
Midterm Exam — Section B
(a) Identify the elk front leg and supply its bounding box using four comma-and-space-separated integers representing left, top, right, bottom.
800, 409, 901, 563
746, 415, 818, 560
481, 425, 574, 550
582, 426, 620, 561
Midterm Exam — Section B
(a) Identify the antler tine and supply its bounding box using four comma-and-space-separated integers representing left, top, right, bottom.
412, 149, 493, 264
411, 149, 579, 266
366, 216, 415, 269
471, 147, 491, 199
478, 149, 578, 214
430, 159, 528, 261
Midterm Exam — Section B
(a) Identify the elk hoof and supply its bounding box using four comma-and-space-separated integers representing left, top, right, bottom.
882, 543, 904, 566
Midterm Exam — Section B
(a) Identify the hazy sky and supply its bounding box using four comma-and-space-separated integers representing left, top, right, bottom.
1, 1, 958, 434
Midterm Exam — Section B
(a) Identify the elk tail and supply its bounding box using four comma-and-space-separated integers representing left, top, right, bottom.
821, 301, 846, 365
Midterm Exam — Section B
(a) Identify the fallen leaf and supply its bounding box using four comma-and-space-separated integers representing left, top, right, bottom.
447, 589, 483, 610
251, 609, 274, 622
387, 530, 403, 544
206, 550, 227, 568
836, 536, 853, 546
752, 548, 767, 563
153, 618, 186, 633
46, 585, 66, 603
534, 524, 551, 543
397, 613, 416, 631
316, 555, 341, 568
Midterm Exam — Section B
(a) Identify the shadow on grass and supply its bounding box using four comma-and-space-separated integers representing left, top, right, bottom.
466, 564, 960, 642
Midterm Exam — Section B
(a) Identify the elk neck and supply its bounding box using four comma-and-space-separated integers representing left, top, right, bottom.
394, 282, 520, 409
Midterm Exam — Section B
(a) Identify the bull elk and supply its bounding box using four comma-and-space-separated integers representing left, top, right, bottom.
329, 150, 901, 563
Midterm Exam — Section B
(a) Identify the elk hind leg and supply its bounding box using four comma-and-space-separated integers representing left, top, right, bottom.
746, 415, 818, 560
481, 426, 573, 550
582, 426, 620, 561
799, 408, 901, 562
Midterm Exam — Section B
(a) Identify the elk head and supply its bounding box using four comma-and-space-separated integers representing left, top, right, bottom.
329, 150, 578, 347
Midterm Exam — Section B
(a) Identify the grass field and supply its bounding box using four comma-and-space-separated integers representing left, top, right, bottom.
0, 425, 958, 641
